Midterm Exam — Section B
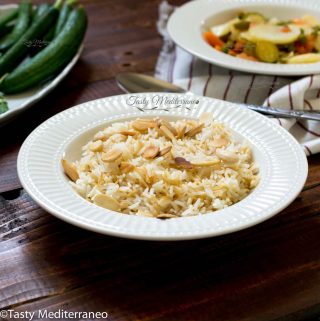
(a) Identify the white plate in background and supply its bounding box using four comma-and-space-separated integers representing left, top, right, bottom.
168, 0, 320, 76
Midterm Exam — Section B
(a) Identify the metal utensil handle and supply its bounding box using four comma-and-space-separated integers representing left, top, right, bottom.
246, 104, 320, 121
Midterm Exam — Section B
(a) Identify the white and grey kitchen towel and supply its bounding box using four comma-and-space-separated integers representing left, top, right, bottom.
155, 1, 320, 155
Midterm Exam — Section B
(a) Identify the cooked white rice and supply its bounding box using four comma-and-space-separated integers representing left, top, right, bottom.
69, 115, 259, 218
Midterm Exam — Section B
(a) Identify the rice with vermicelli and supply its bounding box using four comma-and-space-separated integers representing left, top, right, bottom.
66, 115, 259, 218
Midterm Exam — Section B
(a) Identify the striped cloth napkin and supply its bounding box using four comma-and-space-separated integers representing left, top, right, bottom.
155, 1, 320, 155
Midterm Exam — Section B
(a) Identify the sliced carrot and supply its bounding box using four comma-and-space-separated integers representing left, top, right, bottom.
306, 35, 316, 51
215, 45, 222, 51
281, 26, 291, 33
292, 18, 305, 25
204, 31, 224, 48
295, 35, 316, 54
237, 52, 258, 61
228, 49, 237, 56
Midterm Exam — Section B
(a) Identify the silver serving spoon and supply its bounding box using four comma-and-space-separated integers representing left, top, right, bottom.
116, 72, 320, 121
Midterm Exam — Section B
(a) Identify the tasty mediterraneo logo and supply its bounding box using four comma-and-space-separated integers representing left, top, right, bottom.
126, 95, 200, 112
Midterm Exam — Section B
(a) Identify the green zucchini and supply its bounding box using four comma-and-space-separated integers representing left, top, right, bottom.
30, 27, 55, 54
31, 0, 77, 56
0, 8, 18, 32
54, 0, 77, 36
30, 0, 76, 57
0, 95, 8, 114
0, 24, 14, 38
0, 7, 87, 95
43, 27, 55, 43
29, 4, 52, 56
0, 1, 32, 52
0, 3, 60, 78
33, 3, 50, 21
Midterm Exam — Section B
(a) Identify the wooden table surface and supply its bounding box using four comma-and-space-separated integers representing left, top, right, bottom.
1, 1, 320, 320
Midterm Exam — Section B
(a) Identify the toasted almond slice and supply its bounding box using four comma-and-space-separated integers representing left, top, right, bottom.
157, 213, 178, 219
158, 197, 171, 211
102, 148, 123, 162
134, 167, 148, 186
197, 167, 212, 178
250, 177, 259, 188
90, 140, 103, 152
243, 147, 253, 162
185, 123, 204, 137
155, 118, 162, 127
160, 119, 178, 136
159, 125, 176, 141
143, 146, 160, 159
120, 161, 135, 173
212, 138, 229, 147
119, 130, 138, 136
120, 200, 130, 209
174, 157, 193, 169
199, 112, 213, 124
159, 145, 172, 156
250, 164, 259, 175
132, 119, 157, 133
177, 125, 186, 139
97, 174, 105, 186
191, 158, 220, 166
135, 167, 148, 179
138, 118, 157, 122
216, 149, 239, 163
61, 159, 79, 182
93, 194, 120, 211
93, 132, 110, 141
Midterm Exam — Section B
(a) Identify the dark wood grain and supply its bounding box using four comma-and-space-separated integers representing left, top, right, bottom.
1, 189, 320, 320
0, 0, 320, 320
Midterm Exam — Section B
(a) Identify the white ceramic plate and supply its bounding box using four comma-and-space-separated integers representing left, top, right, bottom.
0, 4, 83, 126
17, 93, 308, 240
167, 0, 320, 76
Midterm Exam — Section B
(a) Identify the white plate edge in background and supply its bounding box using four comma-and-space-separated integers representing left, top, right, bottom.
167, 0, 320, 76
